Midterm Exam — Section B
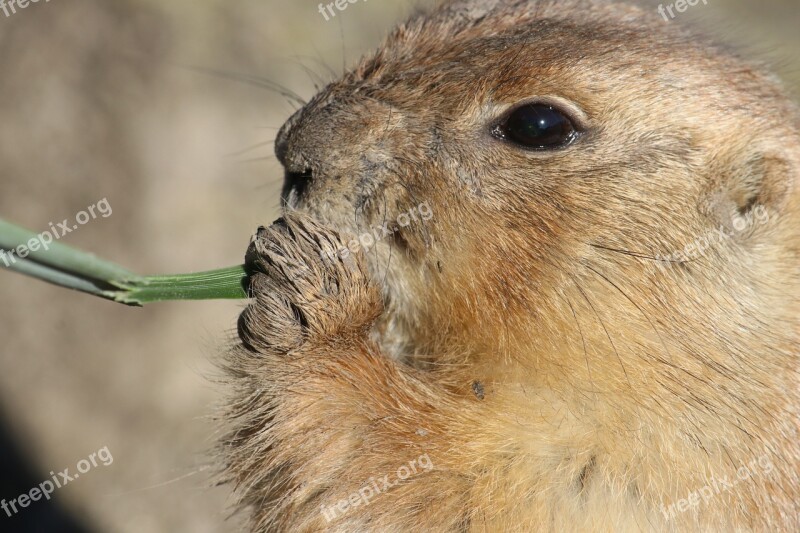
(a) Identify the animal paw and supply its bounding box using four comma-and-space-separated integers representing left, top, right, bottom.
237, 212, 382, 355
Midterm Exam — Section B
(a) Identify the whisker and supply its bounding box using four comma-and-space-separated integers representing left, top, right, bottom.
181, 64, 307, 106
584, 263, 674, 365
564, 294, 597, 398
589, 243, 697, 265
236, 156, 278, 164
338, 16, 347, 73
227, 140, 276, 158
291, 54, 338, 80
568, 273, 632, 390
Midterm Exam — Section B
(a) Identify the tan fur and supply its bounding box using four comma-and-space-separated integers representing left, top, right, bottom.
220, 0, 800, 530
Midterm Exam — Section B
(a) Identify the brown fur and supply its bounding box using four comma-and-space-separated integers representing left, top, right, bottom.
220, 0, 800, 530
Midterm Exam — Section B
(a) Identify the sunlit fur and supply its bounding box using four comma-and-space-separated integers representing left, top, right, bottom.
220, 0, 800, 530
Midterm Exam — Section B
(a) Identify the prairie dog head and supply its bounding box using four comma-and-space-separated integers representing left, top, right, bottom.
275, 0, 800, 374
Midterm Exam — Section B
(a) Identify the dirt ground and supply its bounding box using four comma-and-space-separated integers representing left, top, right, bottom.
0, 1, 798, 531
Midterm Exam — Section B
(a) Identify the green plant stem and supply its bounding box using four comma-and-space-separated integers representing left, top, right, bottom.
0, 218, 248, 306
110, 266, 249, 305
0, 219, 135, 280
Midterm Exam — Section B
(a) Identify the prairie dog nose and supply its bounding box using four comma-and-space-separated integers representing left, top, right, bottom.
281, 167, 313, 205
275, 106, 318, 205
273, 88, 400, 208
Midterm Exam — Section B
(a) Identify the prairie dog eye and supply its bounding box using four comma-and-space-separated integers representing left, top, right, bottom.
493, 103, 579, 150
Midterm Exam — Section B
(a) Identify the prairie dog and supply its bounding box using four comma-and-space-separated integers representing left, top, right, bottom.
222, 0, 800, 530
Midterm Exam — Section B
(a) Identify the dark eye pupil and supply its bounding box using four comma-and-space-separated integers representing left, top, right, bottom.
498, 103, 576, 149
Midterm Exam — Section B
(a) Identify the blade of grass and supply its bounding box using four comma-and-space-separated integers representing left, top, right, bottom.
0, 218, 135, 281
3, 254, 122, 299
111, 265, 249, 305
0, 218, 249, 306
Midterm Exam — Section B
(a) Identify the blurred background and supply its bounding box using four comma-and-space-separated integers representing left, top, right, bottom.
0, 0, 797, 531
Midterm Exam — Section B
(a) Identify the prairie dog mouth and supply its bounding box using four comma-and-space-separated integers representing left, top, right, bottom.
284, 202, 435, 289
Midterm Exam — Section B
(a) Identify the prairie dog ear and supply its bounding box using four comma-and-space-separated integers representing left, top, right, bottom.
703, 146, 794, 230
